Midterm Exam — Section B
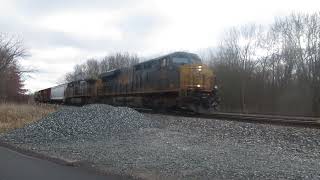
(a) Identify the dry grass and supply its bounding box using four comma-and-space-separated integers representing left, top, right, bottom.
0, 103, 57, 133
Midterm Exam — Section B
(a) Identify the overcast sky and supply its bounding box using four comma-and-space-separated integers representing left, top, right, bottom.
0, 0, 319, 92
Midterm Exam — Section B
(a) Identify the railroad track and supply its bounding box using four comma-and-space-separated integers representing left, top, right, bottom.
136, 108, 320, 128
203, 112, 320, 127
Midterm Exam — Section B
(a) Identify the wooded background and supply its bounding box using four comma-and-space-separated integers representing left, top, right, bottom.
204, 12, 320, 116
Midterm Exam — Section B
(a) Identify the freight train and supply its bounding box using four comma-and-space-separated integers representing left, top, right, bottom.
34, 52, 219, 113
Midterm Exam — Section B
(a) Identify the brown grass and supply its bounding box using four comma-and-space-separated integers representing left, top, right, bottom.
0, 103, 57, 133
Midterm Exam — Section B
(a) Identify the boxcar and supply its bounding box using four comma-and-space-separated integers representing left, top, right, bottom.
50, 84, 67, 103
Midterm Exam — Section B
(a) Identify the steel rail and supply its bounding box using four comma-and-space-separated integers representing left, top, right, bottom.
204, 112, 320, 127
135, 108, 320, 128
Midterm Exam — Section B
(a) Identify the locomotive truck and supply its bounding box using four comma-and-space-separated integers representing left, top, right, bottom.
34, 52, 219, 113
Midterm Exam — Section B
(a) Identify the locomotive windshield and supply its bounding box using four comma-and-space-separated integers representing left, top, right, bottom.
172, 57, 191, 64
171, 54, 202, 65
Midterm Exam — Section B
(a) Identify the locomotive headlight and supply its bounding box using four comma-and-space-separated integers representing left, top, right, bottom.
197, 65, 202, 71
196, 84, 201, 87
214, 85, 218, 89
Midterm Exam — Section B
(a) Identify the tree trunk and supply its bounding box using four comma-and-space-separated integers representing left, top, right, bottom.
312, 85, 320, 116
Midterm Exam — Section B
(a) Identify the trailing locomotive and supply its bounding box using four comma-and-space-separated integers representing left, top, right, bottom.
34, 52, 219, 113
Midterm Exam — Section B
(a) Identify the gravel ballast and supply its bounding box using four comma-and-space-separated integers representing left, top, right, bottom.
1, 104, 320, 179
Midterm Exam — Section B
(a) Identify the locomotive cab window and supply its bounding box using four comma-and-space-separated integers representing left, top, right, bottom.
172, 57, 191, 65
144, 62, 152, 69
80, 81, 86, 85
160, 58, 168, 68
135, 64, 142, 71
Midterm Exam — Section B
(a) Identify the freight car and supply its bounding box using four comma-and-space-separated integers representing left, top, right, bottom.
34, 88, 51, 103
35, 52, 219, 113
51, 84, 67, 103
64, 79, 100, 104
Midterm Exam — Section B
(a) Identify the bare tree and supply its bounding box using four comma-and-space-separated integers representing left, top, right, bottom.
0, 34, 27, 73
100, 52, 139, 73
0, 33, 28, 102
85, 59, 100, 79
65, 64, 87, 82
210, 24, 262, 113
65, 52, 140, 82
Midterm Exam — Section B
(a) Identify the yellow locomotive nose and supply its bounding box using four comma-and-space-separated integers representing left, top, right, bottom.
180, 64, 214, 92
179, 63, 217, 113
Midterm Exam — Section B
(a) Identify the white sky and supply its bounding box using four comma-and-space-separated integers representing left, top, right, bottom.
0, 0, 319, 92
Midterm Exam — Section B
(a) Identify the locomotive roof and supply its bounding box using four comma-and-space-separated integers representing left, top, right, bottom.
99, 51, 201, 79
99, 69, 120, 79
147, 51, 201, 62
